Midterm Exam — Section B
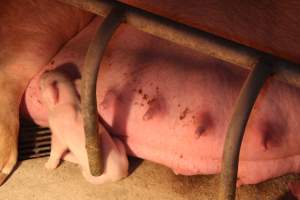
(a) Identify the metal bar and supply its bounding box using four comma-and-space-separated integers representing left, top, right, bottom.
19, 146, 51, 153
57, 0, 300, 89
218, 59, 274, 200
18, 153, 50, 161
81, 7, 124, 176
19, 135, 51, 142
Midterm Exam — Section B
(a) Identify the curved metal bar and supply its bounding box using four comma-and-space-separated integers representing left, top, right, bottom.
81, 7, 124, 176
218, 59, 274, 200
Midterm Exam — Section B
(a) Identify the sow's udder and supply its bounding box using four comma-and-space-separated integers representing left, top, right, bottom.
21, 17, 300, 185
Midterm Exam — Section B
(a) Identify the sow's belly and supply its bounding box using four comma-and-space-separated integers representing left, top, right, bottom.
22, 17, 300, 185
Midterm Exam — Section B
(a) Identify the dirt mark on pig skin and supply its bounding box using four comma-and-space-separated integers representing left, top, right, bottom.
143, 98, 158, 121
131, 85, 168, 121
143, 94, 168, 121
142, 94, 148, 100
179, 108, 190, 120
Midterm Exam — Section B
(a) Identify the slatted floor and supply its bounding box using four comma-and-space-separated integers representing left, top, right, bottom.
18, 118, 51, 161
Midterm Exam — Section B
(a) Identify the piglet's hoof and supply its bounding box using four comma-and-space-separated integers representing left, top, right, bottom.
44, 158, 59, 170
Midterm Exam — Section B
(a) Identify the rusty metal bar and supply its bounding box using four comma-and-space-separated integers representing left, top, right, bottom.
81, 7, 124, 176
218, 59, 274, 200
57, 0, 300, 89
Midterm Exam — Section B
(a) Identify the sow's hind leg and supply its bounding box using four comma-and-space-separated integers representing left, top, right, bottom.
0, 73, 22, 184
0, 0, 93, 185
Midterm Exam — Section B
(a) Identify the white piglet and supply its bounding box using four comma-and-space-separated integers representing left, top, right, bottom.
39, 70, 128, 184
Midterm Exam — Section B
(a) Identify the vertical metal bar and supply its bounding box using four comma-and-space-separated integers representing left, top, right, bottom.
218, 59, 274, 200
81, 7, 124, 176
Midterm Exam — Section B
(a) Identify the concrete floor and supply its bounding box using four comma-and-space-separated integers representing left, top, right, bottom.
0, 157, 298, 200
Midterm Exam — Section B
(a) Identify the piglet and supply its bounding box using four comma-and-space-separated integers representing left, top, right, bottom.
39, 70, 128, 184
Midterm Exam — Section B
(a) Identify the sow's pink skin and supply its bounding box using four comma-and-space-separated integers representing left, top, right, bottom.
39, 70, 128, 184
21, 17, 300, 193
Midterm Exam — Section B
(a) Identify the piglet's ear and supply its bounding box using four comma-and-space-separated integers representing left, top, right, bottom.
40, 80, 59, 110
74, 79, 81, 94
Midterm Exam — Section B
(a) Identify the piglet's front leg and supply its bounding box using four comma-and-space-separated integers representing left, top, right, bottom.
40, 70, 128, 184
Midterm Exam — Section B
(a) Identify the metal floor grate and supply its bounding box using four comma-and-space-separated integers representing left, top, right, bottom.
18, 118, 51, 161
